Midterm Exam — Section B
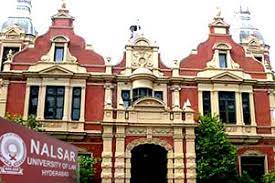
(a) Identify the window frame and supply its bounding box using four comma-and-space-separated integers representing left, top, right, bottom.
133, 87, 153, 102
121, 90, 131, 108
154, 91, 163, 100
28, 86, 39, 116
219, 52, 228, 68
202, 91, 211, 116
44, 86, 65, 120
242, 92, 251, 125
1, 46, 20, 71
54, 46, 65, 63
71, 87, 82, 121
240, 155, 266, 183
218, 91, 236, 124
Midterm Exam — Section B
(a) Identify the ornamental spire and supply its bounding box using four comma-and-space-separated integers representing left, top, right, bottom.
16, 0, 32, 18
61, 0, 67, 10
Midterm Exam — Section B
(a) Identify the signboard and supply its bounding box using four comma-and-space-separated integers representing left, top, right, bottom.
0, 117, 78, 183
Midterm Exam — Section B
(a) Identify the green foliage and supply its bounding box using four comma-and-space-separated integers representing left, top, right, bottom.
5, 113, 43, 132
196, 115, 238, 183
238, 171, 257, 183
78, 155, 96, 183
263, 170, 275, 183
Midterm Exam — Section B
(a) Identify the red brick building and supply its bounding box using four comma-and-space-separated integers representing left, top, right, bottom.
0, 1, 274, 183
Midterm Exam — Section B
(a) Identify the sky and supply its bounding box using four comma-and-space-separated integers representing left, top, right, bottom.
0, 0, 274, 67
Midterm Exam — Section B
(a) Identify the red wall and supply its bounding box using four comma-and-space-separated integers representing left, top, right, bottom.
180, 86, 198, 112
85, 84, 104, 122
254, 90, 271, 130
6, 82, 26, 115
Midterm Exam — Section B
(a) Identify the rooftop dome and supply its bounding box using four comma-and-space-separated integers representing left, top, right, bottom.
1, 17, 36, 35
233, 6, 264, 44
1, 0, 37, 36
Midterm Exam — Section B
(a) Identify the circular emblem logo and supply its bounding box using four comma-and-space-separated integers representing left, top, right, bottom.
0, 133, 26, 167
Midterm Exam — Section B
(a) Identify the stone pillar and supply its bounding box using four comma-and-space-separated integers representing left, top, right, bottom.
172, 60, 179, 77
173, 128, 184, 183
249, 92, 256, 126
185, 127, 196, 183
79, 86, 86, 122
104, 83, 113, 109
125, 151, 131, 183
101, 126, 113, 183
171, 85, 181, 110
167, 151, 174, 183
236, 92, 244, 127
0, 80, 9, 117
62, 85, 70, 121
198, 90, 203, 115
114, 126, 125, 183
37, 84, 46, 120
211, 91, 218, 116
23, 84, 31, 120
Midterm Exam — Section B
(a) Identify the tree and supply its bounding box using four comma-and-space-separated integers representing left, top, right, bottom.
263, 170, 275, 183
196, 115, 238, 183
78, 155, 96, 183
5, 113, 43, 132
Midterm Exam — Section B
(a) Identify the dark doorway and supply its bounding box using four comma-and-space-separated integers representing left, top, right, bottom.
130, 144, 168, 183
241, 156, 265, 183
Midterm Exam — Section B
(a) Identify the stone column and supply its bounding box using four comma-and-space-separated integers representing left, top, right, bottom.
171, 85, 181, 110
249, 92, 256, 125
101, 126, 113, 183
185, 127, 196, 183
211, 91, 218, 116
62, 85, 70, 121
0, 80, 9, 117
236, 92, 244, 127
23, 84, 31, 120
37, 84, 46, 120
114, 126, 125, 183
125, 151, 131, 183
173, 128, 184, 183
167, 151, 174, 183
104, 83, 113, 109
198, 90, 203, 115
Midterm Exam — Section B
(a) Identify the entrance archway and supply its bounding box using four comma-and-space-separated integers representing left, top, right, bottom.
130, 144, 168, 183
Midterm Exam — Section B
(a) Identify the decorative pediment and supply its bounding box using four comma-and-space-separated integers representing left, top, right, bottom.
39, 65, 74, 75
133, 97, 165, 109
211, 72, 243, 81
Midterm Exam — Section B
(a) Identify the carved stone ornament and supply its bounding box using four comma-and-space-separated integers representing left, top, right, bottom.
132, 50, 153, 68
126, 138, 173, 152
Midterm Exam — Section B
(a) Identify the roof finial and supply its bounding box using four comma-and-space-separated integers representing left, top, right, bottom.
61, 0, 67, 9
216, 6, 222, 18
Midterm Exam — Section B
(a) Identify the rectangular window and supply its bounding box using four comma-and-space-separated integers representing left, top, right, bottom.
28, 86, 39, 116
219, 53, 227, 68
44, 86, 65, 120
218, 91, 236, 123
1, 47, 20, 71
133, 88, 152, 102
240, 156, 265, 183
242, 93, 251, 125
71, 87, 81, 121
121, 90, 131, 107
202, 91, 211, 116
54, 47, 64, 62
154, 91, 163, 100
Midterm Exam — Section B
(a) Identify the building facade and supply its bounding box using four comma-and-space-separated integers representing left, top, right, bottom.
0, 1, 274, 183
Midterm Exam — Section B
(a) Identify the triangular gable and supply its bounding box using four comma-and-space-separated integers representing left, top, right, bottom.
39, 65, 74, 75
211, 72, 243, 81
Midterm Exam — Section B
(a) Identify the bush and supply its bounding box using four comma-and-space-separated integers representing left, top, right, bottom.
78, 155, 96, 183
5, 113, 43, 132
263, 170, 275, 183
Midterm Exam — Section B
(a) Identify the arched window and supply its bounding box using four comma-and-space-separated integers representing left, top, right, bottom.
51, 36, 69, 63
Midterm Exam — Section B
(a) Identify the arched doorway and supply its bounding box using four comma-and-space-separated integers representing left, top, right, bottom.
130, 144, 168, 183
